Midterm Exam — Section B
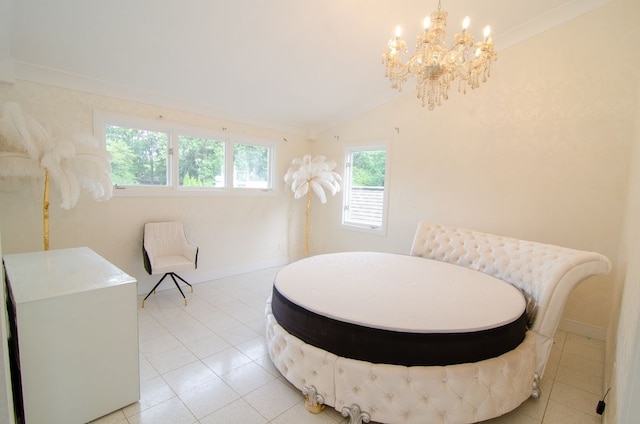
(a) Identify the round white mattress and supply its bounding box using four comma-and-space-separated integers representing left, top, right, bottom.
275, 251, 526, 333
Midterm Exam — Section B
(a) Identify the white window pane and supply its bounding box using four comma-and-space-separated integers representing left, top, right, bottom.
347, 186, 385, 226
343, 148, 387, 230
105, 125, 168, 186
233, 143, 270, 189
178, 136, 225, 187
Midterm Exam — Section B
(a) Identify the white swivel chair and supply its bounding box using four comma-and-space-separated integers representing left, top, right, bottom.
141, 221, 198, 307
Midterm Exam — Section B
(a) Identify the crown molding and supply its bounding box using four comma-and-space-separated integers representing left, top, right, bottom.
13, 60, 310, 137
0, 58, 14, 83
495, 0, 614, 50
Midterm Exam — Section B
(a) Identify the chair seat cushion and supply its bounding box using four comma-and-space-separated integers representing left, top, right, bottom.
152, 255, 195, 274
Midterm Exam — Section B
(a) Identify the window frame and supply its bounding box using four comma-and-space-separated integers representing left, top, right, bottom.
94, 111, 276, 197
341, 143, 390, 235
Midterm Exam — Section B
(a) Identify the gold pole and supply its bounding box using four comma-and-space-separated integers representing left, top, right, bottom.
305, 179, 312, 257
43, 169, 50, 251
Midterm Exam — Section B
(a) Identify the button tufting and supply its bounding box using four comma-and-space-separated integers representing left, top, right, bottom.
266, 222, 605, 424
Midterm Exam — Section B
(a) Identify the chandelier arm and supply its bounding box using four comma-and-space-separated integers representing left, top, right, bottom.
382, 1, 496, 109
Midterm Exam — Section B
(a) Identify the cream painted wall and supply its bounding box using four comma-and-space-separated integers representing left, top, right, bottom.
603, 74, 640, 424
311, 0, 640, 333
0, 80, 310, 294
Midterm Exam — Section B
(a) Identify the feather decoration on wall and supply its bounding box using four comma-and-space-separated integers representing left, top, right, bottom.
284, 154, 342, 256
0, 101, 113, 250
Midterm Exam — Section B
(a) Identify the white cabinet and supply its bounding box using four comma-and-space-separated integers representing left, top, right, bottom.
3, 247, 139, 424
0, 233, 16, 424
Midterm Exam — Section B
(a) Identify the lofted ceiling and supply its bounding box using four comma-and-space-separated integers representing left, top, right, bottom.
5, 0, 612, 136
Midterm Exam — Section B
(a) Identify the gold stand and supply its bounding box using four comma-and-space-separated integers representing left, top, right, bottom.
43, 169, 50, 251
304, 180, 311, 257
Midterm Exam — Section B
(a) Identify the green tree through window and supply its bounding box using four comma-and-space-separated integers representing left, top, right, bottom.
105, 125, 167, 186
178, 136, 224, 187
343, 146, 389, 232
233, 143, 269, 188
100, 115, 274, 192
352, 150, 386, 186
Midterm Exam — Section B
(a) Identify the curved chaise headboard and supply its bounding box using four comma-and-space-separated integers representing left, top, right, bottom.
409, 221, 611, 377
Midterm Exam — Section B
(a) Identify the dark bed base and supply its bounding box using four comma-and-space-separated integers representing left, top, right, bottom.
271, 285, 527, 367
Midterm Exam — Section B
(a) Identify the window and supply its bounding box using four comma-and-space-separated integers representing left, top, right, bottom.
96, 112, 274, 195
342, 145, 389, 234
105, 125, 168, 186
233, 143, 270, 188
178, 136, 224, 188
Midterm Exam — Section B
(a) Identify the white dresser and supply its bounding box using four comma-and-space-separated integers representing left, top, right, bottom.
3, 247, 139, 424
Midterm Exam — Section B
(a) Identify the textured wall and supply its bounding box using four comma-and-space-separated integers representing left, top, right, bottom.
311, 0, 640, 332
0, 81, 310, 294
604, 74, 640, 424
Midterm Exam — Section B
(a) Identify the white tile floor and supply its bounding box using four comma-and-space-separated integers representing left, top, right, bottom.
91, 267, 605, 424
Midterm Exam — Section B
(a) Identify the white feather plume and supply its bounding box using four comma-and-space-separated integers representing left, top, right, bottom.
283, 154, 342, 204
0, 102, 114, 210
0, 151, 45, 179
69, 143, 113, 203
0, 102, 53, 161
310, 180, 327, 204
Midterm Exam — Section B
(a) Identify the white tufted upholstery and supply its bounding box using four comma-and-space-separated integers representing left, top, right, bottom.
266, 298, 536, 424
265, 221, 611, 424
409, 221, 611, 377
265, 301, 337, 407
334, 333, 536, 424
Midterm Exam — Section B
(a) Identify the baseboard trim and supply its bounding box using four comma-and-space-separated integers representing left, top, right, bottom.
194, 257, 290, 285
137, 256, 289, 295
558, 318, 607, 341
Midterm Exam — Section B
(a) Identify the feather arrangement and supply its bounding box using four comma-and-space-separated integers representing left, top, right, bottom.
0, 101, 113, 249
284, 154, 342, 204
0, 151, 44, 178
284, 154, 342, 256
0, 102, 54, 161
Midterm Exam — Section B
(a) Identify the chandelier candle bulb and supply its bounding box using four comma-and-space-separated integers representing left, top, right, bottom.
483, 26, 491, 41
462, 16, 470, 32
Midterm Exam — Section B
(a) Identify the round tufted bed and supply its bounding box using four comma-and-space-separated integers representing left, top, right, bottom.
271, 252, 528, 367
265, 221, 612, 424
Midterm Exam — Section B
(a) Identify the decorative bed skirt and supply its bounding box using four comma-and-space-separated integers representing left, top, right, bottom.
266, 297, 537, 424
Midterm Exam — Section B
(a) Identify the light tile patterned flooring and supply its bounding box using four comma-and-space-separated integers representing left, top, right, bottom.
91, 267, 605, 424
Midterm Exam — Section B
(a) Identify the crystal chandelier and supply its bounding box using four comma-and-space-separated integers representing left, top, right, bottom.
382, 0, 497, 110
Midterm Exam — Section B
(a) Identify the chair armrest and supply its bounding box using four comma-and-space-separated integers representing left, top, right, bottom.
181, 241, 198, 264
142, 245, 153, 275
